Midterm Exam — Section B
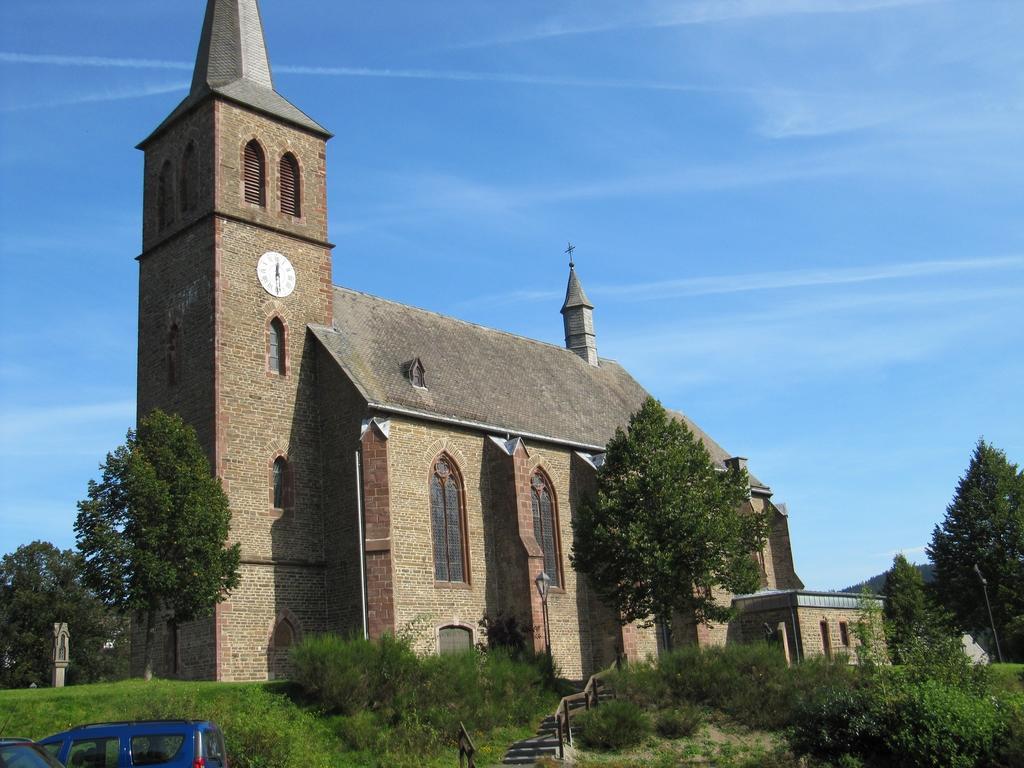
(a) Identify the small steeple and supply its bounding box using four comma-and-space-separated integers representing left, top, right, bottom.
560, 247, 598, 366
140, 0, 328, 146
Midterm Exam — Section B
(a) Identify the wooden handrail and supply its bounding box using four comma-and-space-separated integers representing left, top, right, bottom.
457, 721, 476, 768
552, 669, 612, 759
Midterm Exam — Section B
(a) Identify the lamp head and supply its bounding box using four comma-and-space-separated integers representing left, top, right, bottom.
535, 570, 552, 600
973, 563, 987, 585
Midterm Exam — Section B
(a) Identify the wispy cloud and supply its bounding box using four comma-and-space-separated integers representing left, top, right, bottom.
461, 256, 1024, 308
0, 82, 188, 113
872, 545, 927, 559
0, 51, 762, 95
460, 0, 947, 48
0, 52, 191, 70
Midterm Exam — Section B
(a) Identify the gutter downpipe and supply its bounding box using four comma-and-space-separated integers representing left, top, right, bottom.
355, 450, 368, 640
789, 595, 802, 663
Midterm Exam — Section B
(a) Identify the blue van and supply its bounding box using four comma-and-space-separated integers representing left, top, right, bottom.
37, 721, 227, 768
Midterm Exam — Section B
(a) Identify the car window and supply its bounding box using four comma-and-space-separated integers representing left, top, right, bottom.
129, 735, 185, 766
67, 738, 119, 768
201, 730, 224, 763
40, 744, 62, 761
0, 744, 65, 768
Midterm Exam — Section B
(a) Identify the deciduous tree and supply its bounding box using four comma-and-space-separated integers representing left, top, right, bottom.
0, 541, 128, 688
571, 397, 766, 643
75, 410, 240, 679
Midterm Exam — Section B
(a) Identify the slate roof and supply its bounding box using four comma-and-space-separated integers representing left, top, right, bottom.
562, 266, 593, 311
311, 286, 766, 488
140, 0, 329, 146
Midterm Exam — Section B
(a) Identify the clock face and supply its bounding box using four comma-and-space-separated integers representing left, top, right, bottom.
257, 251, 296, 298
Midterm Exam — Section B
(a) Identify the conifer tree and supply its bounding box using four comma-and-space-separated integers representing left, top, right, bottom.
76, 410, 240, 679
927, 439, 1024, 659
572, 397, 767, 643
882, 553, 928, 664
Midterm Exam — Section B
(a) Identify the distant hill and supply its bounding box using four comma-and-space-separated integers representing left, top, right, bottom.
839, 563, 934, 595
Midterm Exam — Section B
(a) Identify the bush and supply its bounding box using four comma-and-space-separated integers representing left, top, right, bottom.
607, 641, 856, 731
290, 633, 559, 755
788, 684, 888, 765
886, 679, 1004, 768
477, 611, 532, 657
654, 704, 703, 739
575, 700, 651, 751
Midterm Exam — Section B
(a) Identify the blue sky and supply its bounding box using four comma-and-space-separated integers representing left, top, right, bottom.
1, 0, 1021, 590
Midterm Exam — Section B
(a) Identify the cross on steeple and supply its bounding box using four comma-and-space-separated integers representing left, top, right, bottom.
565, 242, 576, 268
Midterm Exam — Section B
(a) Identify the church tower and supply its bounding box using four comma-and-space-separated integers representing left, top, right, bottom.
136, 0, 333, 680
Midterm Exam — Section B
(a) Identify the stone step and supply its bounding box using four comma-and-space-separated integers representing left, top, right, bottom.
501, 732, 561, 765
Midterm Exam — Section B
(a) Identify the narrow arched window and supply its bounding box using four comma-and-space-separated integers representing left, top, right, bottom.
279, 153, 300, 217
272, 456, 292, 510
272, 619, 295, 650
167, 324, 180, 385
268, 317, 285, 375
180, 142, 198, 213
430, 456, 467, 582
158, 160, 175, 230
530, 471, 560, 587
244, 140, 266, 207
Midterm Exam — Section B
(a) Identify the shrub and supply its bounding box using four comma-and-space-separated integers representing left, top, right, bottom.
886, 679, 1004, 768
290, 633, 558, 755
788, 684, 888, 765
575, 700, 651, 751
654, 704, 703, 739
477, 611, 532, 656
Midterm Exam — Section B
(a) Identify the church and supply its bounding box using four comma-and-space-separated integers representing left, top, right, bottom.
134, 0, 866, 682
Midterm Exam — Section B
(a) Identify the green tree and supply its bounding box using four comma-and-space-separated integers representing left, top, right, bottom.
571, 397, 766, 643
926, 439, 1024, 660
883, 553, 928, 664
75, 410, 240, 680
0, 541, 129, 688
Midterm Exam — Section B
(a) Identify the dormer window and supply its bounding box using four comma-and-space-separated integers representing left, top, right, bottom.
404, 358, 426, 389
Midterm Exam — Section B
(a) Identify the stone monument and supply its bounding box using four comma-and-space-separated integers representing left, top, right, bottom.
52, 622, 70, 688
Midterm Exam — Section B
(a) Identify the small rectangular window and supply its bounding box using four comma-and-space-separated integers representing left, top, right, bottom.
820, 621, 832, 659
130, 735, 185, 766
839, 621, 850, 647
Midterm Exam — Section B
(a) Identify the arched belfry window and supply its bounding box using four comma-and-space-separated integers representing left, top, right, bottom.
279, 153, 300, 217
158, 160, 175, 230
430, 456, 467, 583
167, 324, 180, 385
272, 456, 293, 510
268, 317, 286, 375
180, 142, 198, 213
244, 140, 266, 207
530, 471, 561, 587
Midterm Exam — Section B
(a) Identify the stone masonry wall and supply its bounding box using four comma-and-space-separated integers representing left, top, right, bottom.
384, 417, 617, 680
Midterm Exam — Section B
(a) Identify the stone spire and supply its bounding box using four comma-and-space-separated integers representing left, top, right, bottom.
561, 263, 598, 366
140, 0, 328, 146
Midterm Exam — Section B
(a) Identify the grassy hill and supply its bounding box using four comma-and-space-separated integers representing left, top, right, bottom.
0, 679, 532, 768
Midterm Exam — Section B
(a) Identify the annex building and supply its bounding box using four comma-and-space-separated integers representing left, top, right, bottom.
134, 0, 867, 682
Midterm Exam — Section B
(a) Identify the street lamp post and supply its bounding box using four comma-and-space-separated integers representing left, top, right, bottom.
535, 570, 552, 661
974, 564, 1004, 664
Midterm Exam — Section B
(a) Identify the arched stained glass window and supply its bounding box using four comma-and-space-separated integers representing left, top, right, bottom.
268, 317, 285, 375
431, 456, 466, 582
244, 140, 266, 207
530, 471, 560, 587
279, 153, 300, 216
